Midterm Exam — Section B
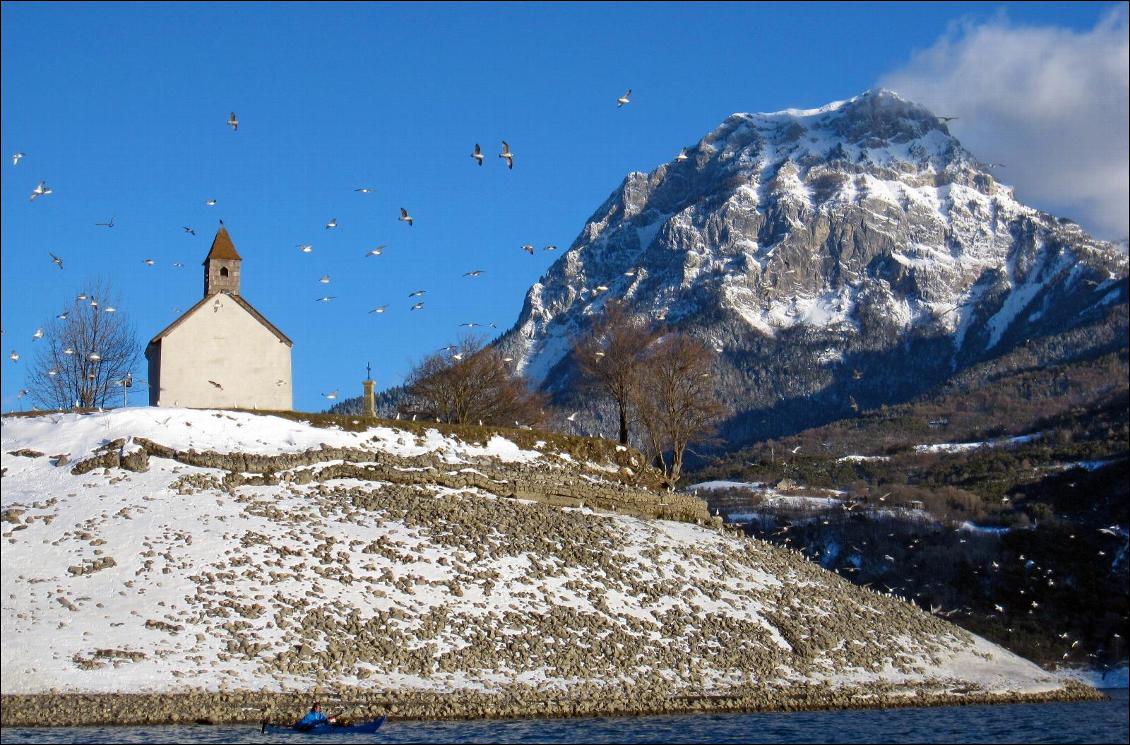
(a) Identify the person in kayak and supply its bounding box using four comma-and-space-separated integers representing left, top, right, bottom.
296, 702, 336, 729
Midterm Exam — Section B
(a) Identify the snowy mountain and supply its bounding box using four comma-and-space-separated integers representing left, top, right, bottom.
0, 408, 1093, 723
497, 89, 1129, 444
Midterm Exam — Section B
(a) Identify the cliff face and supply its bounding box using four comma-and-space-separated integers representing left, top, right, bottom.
1, 407, 1080, 713
497, 89, 1128, 444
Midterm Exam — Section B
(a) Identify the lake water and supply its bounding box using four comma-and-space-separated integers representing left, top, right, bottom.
2, 690, 1126, 744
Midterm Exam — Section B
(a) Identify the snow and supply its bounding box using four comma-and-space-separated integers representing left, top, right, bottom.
837, 455, 891, 463
1, 410, 1080, 701
915, 432, 1042, 454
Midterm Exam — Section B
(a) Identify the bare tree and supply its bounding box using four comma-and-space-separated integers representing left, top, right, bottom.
635, 332, 727, 487
574, 301, 659, 444
401, 336, 547, 426
28, 278, 141, 410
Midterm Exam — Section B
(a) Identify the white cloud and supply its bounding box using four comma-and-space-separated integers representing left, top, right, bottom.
879, 7, 1129, 240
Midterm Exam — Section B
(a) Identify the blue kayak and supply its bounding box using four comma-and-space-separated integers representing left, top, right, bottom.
261, 714, 387, 735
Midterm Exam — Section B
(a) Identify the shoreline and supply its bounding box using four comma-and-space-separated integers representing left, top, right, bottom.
0, 681, 1106, 728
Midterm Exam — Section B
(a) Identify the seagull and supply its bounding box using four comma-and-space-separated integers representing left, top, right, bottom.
322, 390, 338, 400
205, 199, 217, 206
676, 147, 689, 162
48, 368, 59, 377
32, 328, 44, 341
617, 89, 631, 107
471, 143, 483, 166
594, 285, 609, 293
937, 116, 958, 123
543, 245, 558, 251
368, 305, 388, 314
499, 141, 514, 170
183, 227, 196, 235
88, 352, 101, 362
365, 245, 385, 257
790, 446, 801, 454
297, 243, 313, 253
11, 152, 25, 166
143, 258, 155, 266
325, 218, 337, 229
985, 162, 1006, 169
9, 350, 19, 363
95, 216, 115, 228
49, 252, 63, 269
566, 412, 578, 422
522, 244, 535, 254
852, 368, 863, 380
319, 275, 331, 284
315, 296, 336, 303
399, 208, 414, 226
56, 312, 68, 320
463, 270, 484, 277
410, 302, 424, 311
63, 347, 75, 355
408, 289, 426, 297
354, 187, 376, 194
227, 112, 239, 131
103, 306, 116, 313
209, 380, 223, 390
29, 181, 51, 201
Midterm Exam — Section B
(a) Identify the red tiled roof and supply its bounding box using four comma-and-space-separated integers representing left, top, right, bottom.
203, 225, 242, 263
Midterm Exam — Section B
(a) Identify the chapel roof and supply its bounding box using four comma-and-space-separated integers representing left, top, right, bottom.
147, 293, 292, 347
203, 224, 242, 263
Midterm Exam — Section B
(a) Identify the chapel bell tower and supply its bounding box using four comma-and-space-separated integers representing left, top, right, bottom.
203, 223, 242, 297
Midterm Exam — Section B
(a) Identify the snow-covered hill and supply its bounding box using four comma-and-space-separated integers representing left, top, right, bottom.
1, 408, 1089, 718
496, 89, 1128, 444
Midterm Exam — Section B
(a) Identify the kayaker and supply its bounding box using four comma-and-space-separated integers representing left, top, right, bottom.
296, 702, 336, 728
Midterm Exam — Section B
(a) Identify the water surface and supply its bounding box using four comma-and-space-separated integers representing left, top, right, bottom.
2, 690, 1126, 743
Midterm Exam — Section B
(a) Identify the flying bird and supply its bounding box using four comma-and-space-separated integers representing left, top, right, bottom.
9, 350, 18, 363
617, 89, 632, 107
354, 187, 375, 194
368, 305, 388, 314
364, 245, 385, 257
676, 147, 689, 162
471, 143, 483, 166
12, 152, 25, 166
319, 275, 331, 284
463, 270, 484, 277
408, 289, 426, 297
498, 141, 514, 170
103, 306, 116, 313
227, 112, 239, 131
325, 218, 337, 229
56, 312, 68, 320
315, 296, 336, 303
410, 302, 424, 311
29, 181, 51, 201
172, 261, 185, 268
143, 258, 155, 266
322, 390, 338, 400
183, 227, 195, 235
399, 208, 414, 226
937, 116, 958, 123
49, 252, 63, 269
209, 380, 223, 390
32, 328, 43, 341
522, 244, 535, 254
205, 199, 217, 206
297, 243, 313, 253
95, 216, 115, 228
543, 245, 558, 251
88, 352, 102, 362
566, 412, 578, 422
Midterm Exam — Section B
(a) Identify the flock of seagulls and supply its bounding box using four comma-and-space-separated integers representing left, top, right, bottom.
8, 88, 651, 405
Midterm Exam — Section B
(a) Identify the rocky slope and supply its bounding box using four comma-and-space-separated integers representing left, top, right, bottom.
0, 408, 1094, 724
496, 89, 1128, 445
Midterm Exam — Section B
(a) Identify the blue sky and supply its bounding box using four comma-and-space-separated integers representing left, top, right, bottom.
2, 2, 1125, 412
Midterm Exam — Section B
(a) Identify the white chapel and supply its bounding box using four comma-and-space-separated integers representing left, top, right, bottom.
146, 225, 293, 410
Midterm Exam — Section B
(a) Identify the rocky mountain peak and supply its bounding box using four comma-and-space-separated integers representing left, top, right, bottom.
498, 90, 1127, 445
